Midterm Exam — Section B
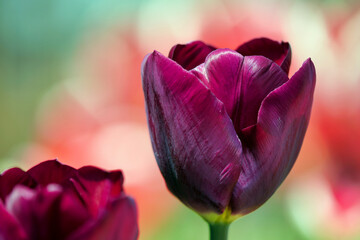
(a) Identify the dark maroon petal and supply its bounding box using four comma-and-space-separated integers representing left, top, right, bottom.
6, 185, 61, 240
57, 189, 91, 239
169, 41, 216, 70
27, 159, 77, 186
201, 49, 288, 135
230, 59, 316, 214
68, 197, 138, 240
142, 51, 241, 213
77, 167, 123, 195
236, 38, 292, 75
196, 49, 243, 118
6, 185, 89, 240
0, 168, 36, 202
72, 166, 124, 216
0, 201, 27, 240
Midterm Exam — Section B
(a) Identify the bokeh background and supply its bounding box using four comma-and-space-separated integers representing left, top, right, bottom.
1, 0, 360, 239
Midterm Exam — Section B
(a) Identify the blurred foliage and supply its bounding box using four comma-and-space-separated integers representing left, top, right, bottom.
0, 0, 141, 159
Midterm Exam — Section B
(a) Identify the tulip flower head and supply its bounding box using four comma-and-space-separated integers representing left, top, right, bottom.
0, 160, 138, 240
142, 38, 316, 224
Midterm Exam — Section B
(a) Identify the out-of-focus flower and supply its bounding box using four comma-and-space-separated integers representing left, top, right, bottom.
142, 38, 316, 222
0, 160, 138, 240
287, 99, 360, 240
319, 103, 360, 181
285, 2, 360, 100
17, 30, 176, 238
285, 4, 360, 238
199, 1, 286, 51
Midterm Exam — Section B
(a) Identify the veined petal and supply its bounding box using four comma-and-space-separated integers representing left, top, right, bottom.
0, 201, 27, 240
6, 185, 89, 240
230, 59, 316, 214
72, 167, 124, 217
0, 168, 36, 202
202, 49, 288, 135
68, 197, 138, 240
142, 51, 241, 213
169, 41, 216, 70
6, 185, 61, 240
201, 49, 243, 119
236, 38, 292, 75
27, 160, 77, 186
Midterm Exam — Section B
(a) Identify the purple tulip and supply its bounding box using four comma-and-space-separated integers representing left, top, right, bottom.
0, 160, 138, 240
142, 38, 316, 220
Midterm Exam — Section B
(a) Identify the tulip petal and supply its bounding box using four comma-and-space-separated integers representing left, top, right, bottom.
0, 201, 27, 240
0, 168, 36, 202
202, 49, 288, 134
230, 59, 316, 214
142, 51, 242, 213
68, 197, 138, 240
197, 49, 243, 118
58, 189, 91, 239
169, 41, 216, 70
72, 166, 124, 216
27, 159, 77, 186
6, 185, 89, 240
6, 185, 61, 240
236, 38, 292, 74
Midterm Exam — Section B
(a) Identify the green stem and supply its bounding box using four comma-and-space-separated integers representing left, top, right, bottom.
209, 223, 229, 240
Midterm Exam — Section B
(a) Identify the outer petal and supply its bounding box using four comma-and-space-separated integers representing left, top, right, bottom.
236, 38, 292, 75
200, 49, 288, 134
27, 159, 77, 186
0, 168, 36, 202
230, 59, 316, 214
6, 185, 89, 240
0, 201, 27, 240
168, 41, 216, 70
142, 51, 242, 213
72, 167, 124, 216
68, 197, 138, 240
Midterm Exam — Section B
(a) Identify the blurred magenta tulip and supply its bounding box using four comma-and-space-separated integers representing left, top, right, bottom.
0, 160, 138, 240
142, 38, 316, 221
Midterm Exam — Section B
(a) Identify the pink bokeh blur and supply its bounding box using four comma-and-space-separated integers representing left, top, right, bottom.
2, 1, 360, 239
